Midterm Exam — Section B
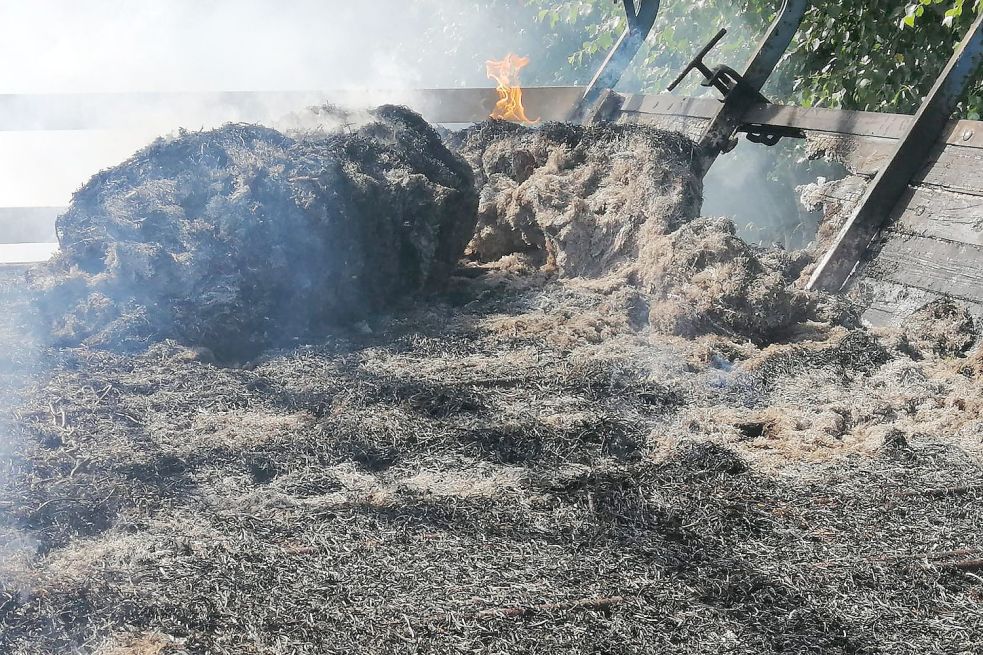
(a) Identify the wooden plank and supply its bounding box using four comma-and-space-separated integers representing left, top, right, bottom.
617, 94, 983, 147
0, 242, 58, 265
0, 87, 586, 131
619, 95, 918, 141
805, 134, 895, 177
409, 87, 584, 124
747, 106, 983, 149
7, 86, 982, 152
618, 111, 710, 141
856, 278, 983, 327
805, 125, 983, 178
862, 232, 983, 303
889, 186, 983, 245
858, 279, 946, 327
743, 104, 913, 140
0, 129, 165, 207
943, 119, 983, 149
915, 144, 983, 195
619, 94, 719, 119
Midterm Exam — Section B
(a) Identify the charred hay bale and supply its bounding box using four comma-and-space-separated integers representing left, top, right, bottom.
448, 120, 703, 275
901, 297, 979, 359
32, 106, 477, 359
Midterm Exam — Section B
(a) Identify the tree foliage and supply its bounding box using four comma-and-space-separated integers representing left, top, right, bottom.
527, 0, 983, 118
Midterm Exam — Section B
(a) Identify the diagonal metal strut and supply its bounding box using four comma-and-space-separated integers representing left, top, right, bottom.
568, 0, 661, 122
807, 9, 983, 293
695, 0, 810, 171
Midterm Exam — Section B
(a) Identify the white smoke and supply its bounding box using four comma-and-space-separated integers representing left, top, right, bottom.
0, 0, 551, 210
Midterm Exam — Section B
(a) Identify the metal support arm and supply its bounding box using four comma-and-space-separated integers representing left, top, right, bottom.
667, 29, 730, 94
695, 0, 809, 170
807, 10, 983, 292
569, 0, 661, 122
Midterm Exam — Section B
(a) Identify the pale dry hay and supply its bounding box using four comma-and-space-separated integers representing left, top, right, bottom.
0, 527, 36, 595
686, 333, 760, 368
31, 532, 152, 588
321, 464, 395, 507
399, 465, 525, 500
93, 632, 176, 655
453, 123, 831, 344
639, 217, 812, 340
177, 410, 314, 451
958, 346, 983, 378
493, 305, 975, 474
451, 121, 702, 276
484, 299, 633, 349
901, 297, 979, 358
668, 344, 983, 471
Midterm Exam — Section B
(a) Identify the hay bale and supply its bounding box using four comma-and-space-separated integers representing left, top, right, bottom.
450, 121, 839, 343
449, 120, 703, 275
32, 106, 477, 359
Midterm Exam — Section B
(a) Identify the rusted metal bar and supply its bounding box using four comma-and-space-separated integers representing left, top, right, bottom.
695, 0, 810, 167
618, 92, 983, 149
807, 10, 983, 293
568, 0, 661, 123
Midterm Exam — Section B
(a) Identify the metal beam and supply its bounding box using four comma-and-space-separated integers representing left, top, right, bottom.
741, 0, 811, 90
568, 0, 661, 122
807, 10, 983, 292
618, 92, 983, 149
696, 0, 810, 167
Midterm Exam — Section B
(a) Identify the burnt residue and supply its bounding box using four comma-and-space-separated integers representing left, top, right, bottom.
31, 106, 478, 361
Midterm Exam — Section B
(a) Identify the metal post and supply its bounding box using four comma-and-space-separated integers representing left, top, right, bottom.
807, 10, 983, 292
568, 0, 661, 122
697, 0, 809, 168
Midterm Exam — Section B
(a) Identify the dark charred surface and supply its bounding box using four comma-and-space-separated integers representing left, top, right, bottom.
1, 265, 981, 655
31, 106, 477, 361
1, 115, 981, 654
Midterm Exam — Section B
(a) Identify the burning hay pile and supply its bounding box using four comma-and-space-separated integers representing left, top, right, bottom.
1, 110, 981, 654
34, 110, 838, 355
31, 106, 477, 360
450, 121, 836, 343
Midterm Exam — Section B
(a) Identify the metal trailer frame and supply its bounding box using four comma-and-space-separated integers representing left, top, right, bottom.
568, 0, 662, 123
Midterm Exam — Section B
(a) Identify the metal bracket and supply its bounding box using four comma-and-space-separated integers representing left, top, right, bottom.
568, 0, 661, 123
742, 122, 804, 146
807, 9, 983, 293
667, 29, 742, 98
670, 0, 809, 172
668, 28, 791, 151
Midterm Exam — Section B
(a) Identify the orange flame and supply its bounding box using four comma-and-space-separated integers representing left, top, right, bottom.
486, 53, 539, 124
